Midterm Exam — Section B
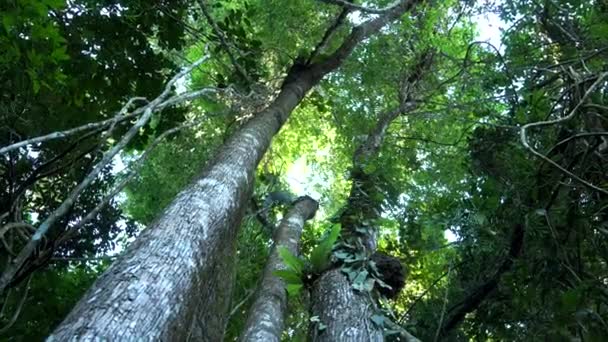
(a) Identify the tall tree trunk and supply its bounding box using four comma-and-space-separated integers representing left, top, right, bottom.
310, 268, 384, 341
308, 105, 403, 342
310, 52, 432, 342
49, 2, 420, 340
240, 196, 318, 342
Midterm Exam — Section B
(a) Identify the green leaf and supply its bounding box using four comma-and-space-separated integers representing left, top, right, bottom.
278, 246, 304, 275
43, 0, 66, 9
341, 266, 357, 281
473, 212, 488, 226
363, 277, 375, 292
310, 224, 341, 273
352, 269, 371, 292
273, 269, 303, 285
51, 47, 70, 62
344, 252, 365, 264
32, 79, 40, 94
560, 289, 580, 312
286, 283, 303, 297
334, 251, 350, 260
2, 14, 15, 32
355, 225, 369, 234
310, 316, 327, 331
363, 162, 377, 174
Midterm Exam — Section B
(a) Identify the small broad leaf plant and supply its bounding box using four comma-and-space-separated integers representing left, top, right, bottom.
275, 222, 404, 336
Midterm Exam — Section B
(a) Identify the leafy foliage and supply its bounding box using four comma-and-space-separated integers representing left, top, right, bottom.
274, 224, 341, 297
2, 0, 608, 340
309, 224, 341, 274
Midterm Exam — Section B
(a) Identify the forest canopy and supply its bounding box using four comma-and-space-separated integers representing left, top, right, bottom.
1, 0, 607, 340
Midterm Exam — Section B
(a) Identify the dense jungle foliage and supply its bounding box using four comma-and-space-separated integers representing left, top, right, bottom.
1, 0, 607, 340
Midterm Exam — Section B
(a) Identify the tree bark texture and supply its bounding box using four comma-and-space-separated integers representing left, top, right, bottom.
310, 269, 383, 342
309, 108, 403, 342
240, 196, 318, 342
49, 2, 419, 340
49, 73, 320, 341
308, 107, 402, 341
311, 51, 433, 341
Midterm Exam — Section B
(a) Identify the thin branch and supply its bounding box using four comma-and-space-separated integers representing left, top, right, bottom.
158, 5, 208, 41
0, 274, 32, 334
157, 86, 222, 109
399, 329, 422, 342
438, 224, 525, 337
0, 289, 10, 318
0, 222, 35, 240
520, 72, 608, 195
0, 55, 214, 293
397, 130, 470, 147
10, 133, 102, 210
306, 6, 351, 64
398, 268, 451, 324
0, 222, 35, 256
0, 98, 147, 155
434, 263, 452, 342
227, 289, 255, 320
466, 41, 519, 107
584, 103, 608, 112
248, 198, 275, 235
57, 117, 208, 245
197, 0, 253, 84
318, 0, 403, 14
546, 132, 608, 157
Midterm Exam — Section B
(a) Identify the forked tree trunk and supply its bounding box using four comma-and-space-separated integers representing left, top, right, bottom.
310, 52, 432, 342
49, 2, 419, 340
240, 196, 318, 342
49, 69, 317, 342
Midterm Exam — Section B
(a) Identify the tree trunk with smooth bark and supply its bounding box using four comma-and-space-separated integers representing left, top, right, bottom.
49, 2, 419, 340
240, 196, 318, 342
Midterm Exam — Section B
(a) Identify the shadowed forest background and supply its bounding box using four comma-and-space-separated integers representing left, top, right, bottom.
1, 0, 607, 340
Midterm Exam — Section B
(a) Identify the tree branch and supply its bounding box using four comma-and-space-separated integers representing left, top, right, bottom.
313, 0, 420, 76
434, 263, 452, 342
318, 0, 403, 14
0, 55, 215, 293
50, 256, 117, 262
56, 117, 208, 246
227, 289, 254, 320
306, 6, 351, 65
0, 274, 32, 334
0, 98, 147, 155
11, 138, 100, 211
438, 224, 525, 337
197, 0, 253, 84
546, 132, 608, 157
520, 72, 608, 195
